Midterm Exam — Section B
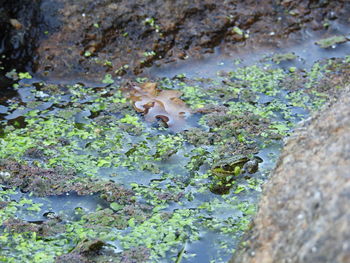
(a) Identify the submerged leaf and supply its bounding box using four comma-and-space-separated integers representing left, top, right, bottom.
124, 82, 191, 131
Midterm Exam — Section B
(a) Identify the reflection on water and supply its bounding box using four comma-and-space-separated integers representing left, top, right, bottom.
10, 191, 109, 222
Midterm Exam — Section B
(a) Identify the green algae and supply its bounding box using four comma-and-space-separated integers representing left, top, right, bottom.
117, 209, 199, 261
315, 35, 348, 48
270, 53, 297, 64
0, 57, 348, 262
0, 188, 68, 263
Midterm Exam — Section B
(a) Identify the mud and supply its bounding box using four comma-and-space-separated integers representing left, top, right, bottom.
32, 0, 350, 79
4, 218, 65, 237
0, 159, 135, 205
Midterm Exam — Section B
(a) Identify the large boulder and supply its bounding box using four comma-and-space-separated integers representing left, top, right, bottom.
230, 87, 350, 263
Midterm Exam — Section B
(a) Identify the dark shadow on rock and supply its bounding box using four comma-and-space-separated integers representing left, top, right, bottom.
0, 0, 61, 72
0, 0, 61, 95
230, 87, 350, 263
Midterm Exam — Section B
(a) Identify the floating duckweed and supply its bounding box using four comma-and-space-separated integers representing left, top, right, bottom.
0, 56, 347, 262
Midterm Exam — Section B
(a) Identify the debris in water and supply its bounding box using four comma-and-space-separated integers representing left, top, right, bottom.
124, 82, 191, 132
9, 19, 22, 30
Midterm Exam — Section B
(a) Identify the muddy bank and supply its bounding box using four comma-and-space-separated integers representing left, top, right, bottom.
33, 0, 350, 79
230, 87, 350, 263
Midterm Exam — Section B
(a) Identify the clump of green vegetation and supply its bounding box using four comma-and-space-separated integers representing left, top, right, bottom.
270, 53, 297, 64
315, 35, 348, 48
117, 209, 199, 261
5, 70, 32, 81
144, 17, 161, 33
102, 74, 114, 84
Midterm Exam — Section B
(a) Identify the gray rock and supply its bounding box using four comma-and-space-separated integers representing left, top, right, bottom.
230, 87, 350, 263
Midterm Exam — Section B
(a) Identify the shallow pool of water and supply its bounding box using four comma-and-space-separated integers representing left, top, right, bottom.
0, 20, 349, 263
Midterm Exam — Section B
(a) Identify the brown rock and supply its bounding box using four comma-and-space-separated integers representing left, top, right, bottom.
33, 0, 350, 79
230, 87, 350, 263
